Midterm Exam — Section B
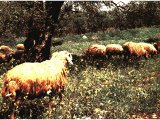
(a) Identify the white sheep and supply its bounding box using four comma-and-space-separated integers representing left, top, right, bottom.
1, 50, 73, 119
82, 44, 107, 68
16, 44, 25, 50
83, 44, 106, 58
0, 45, 13, 53
123, 41, 149, 60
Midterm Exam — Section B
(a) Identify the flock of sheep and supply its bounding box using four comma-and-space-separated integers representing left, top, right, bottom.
0, 40, 160, 64
0, 40, 160, 119
82, 41, 160, 61
0, 44, 25, 63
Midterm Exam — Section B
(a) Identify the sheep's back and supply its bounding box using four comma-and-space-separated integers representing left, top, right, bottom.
4, 63, 50, 83
4, 61, 67, 96
123, 42, 147, 57
139, 43, 157, 53
83, 44, 106, 56
106, 44, 123, 53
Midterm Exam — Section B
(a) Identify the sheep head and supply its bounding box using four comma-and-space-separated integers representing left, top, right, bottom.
51, 51, 73, 65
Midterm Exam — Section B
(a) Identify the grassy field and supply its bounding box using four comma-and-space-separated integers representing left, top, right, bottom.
0, 27, 160, 119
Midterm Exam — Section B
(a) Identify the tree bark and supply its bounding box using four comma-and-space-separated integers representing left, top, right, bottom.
24, 1, 64, 62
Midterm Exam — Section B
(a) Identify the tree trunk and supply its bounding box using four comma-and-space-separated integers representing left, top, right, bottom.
24, 1, 64, 62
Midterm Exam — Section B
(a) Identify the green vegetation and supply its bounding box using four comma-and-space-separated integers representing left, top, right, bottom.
52, 26, 160, 54
0, 27, 160, 118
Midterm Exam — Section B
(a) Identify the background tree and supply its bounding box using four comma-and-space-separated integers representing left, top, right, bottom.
1, 1, 160, 62
24, 1, 64, 62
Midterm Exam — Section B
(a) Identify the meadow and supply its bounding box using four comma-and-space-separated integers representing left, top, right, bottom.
0, 27, 160, 119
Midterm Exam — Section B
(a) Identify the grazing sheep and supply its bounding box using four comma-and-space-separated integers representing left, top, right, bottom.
105, 44, 124, 59
16, 44, 25, 50
83, 44, 106, 58
138, 42, 158, 58
0, 45, 13, 53
123, 41, 149, 60
1, 51, 73, 119
82, 44, 106, 68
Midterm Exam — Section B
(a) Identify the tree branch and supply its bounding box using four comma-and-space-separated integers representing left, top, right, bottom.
102, 1, 127, 11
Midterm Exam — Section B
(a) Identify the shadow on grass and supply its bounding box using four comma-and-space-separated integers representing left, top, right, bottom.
0, 98, 56, 119
70, 54, 146, 74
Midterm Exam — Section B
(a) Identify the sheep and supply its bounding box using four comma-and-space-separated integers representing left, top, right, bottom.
82, 44, 106, 68
16, 44, 25, 50
138, 42, 158, 58
122, 41, 149, 61
105, 44, 124, 59
0, 45, 13, 53
1, 50, 73, 119
83, 44, 106, 58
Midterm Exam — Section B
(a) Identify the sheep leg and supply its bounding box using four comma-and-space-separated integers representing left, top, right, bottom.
9, 102, 15, 119
48, 97, 53, 117
10, 108, 14, 119
155, 53, 159, 60
108, 54, 111, 59
58, 93, 63, 104
10, 95, 22, 119
58, 86, 65, 105
8, 91, 18, 119
123, 55, 127, 61
152, 52, 158, 59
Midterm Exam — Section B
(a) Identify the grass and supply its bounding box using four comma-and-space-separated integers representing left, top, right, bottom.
0, 26, 160, 118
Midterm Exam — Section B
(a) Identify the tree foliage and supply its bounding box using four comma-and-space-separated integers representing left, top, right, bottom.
0, 1, 160, 38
